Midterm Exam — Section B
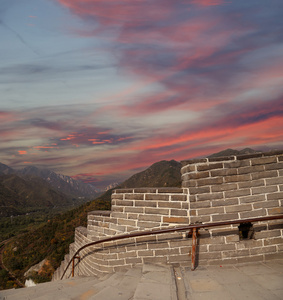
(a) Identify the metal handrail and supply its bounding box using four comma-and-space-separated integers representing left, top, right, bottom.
60, 214, 283, 279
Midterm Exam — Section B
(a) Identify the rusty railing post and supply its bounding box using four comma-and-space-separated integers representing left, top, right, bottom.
72, 257, 75, 277
191, 227, 197, 271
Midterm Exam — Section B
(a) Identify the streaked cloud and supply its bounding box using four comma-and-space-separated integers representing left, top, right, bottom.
0, 0, 282, 188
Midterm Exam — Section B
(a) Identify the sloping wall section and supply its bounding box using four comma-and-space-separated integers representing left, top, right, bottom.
53, 151, 283, 280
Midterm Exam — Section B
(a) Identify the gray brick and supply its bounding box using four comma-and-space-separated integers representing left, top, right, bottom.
134, 188, 157, 193
265, 162, 283, 170
211, 183, 237, 192
225, 174, 251, 183
264, 253, 283, 260
111, 194, 124, 200
137, 250, 154, 257
187, 171, 210, 180
189, 186, 210, 195
182, 180, 197, 187
143, 256, 167, 264
148, 242, 169, 249
266, 177, 283, 185
125, 194, 144, 200
251, 156, 277, 165
197, 163, 223, 171
171, 209, 187, 216
199, 252, 222, 259
212, 213, 239, 222
115, 200, 133, 206
252, 170, 278, 180
127, 213, 139, 219
209, 244, 236, 251
125, 257, 142, 264
225, 189, 251, 198
239, 194, 265, 204
124, 207, 144, 213
108, 259, 125, 266
224, 160, 250, 168
254, 229, 281, 239
111, 212, 126, 218
138, 214, 162, 222
111, 206, 124, 212
267, 192, 283, 200
225, 235, 240, 243
158, 201, 181, 208
210, 168, 237, 177
225, 204, 252, 213
135, 200, 157, 207
239, 208, 267, 219
181, 165, 196, 173
157, 188, 184, 193
238, 179, 265, 189
155, 248, 180, 256
263, 237, 283, 246
145, 207, 170, 215
171, 194, 188, 201
198, 177, 223, 186
190, 200, 211, 209
145, 194, 169, 201
212, 198, 238, 207
252, 186, 278, 195
253, 200, 280, 209
238, 165, 264, 174
137, 221, 160, 228
196, 192, 224, 201
197, 207, 225, 216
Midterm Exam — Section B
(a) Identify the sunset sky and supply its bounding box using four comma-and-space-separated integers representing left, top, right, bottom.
1, 0, 283, 188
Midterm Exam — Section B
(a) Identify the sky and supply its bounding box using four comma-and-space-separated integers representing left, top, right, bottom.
1, 0, 283, 189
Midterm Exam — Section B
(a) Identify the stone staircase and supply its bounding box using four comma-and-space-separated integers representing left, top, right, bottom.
1, 263, 177, 300
2, 260, 283, 300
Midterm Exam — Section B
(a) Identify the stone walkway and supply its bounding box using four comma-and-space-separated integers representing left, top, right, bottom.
0, 260, 282, 299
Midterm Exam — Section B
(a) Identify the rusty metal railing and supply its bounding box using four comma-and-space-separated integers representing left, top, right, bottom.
60, 214, 283, 280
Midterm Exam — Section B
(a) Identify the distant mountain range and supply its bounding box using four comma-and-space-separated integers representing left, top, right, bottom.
19, 166, 99, 198
0, 163, 100, 217
208, 148, 259, 158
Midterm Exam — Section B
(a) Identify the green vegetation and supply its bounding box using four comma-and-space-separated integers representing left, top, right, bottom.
1, 194, 111, 287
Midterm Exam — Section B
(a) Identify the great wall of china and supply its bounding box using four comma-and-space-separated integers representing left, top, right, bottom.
53, 151, 283, 280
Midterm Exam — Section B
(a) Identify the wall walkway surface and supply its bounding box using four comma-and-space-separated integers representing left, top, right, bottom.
53, 151, 283, 280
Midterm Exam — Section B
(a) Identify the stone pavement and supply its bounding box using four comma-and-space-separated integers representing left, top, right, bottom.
1, 260, 283, 300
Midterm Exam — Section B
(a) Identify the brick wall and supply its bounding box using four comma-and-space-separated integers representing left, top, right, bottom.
53, 151, 283, 280
181, 151, 283, 265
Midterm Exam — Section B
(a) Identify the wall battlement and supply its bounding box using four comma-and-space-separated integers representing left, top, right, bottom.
54, 151, 283, 280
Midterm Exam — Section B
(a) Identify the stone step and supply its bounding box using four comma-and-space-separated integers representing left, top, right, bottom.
1, 260, 283, 300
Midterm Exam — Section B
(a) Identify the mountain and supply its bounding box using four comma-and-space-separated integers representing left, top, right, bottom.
0, 174, 75, 217
0, 163, 14, 175
208, 148, 260, 158
19, 166, 99, 198
119, 160, 182, 188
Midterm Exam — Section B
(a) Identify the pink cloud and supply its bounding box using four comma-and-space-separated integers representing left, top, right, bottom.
18, 150, 27, 155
